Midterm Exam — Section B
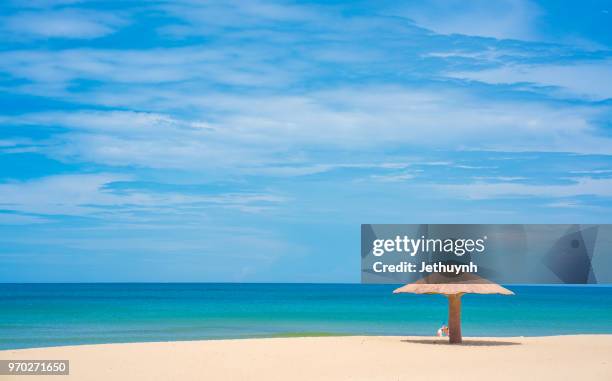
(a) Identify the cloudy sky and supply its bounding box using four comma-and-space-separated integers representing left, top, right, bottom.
1, 0, 611, 282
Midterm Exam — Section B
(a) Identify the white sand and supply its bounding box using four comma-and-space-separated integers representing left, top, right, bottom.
1, 335, 611, 380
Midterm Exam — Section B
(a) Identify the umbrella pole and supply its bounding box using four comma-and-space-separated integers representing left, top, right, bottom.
448, 294, 462, 344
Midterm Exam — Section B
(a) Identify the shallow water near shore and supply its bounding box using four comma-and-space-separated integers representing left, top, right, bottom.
1, 283, 611, 349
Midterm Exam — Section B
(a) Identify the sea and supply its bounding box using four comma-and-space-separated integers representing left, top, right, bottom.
1, 283, 611, 350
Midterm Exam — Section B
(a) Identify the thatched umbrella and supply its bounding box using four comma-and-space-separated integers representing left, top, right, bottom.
393, 273, 513, 344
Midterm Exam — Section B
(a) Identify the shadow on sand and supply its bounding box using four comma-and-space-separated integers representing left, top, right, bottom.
401, 338, 521, 347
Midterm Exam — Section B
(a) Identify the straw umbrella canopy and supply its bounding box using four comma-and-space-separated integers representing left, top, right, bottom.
393, 272, 513, 344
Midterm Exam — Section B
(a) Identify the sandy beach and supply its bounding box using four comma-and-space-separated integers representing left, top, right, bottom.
1, 335, 611, 380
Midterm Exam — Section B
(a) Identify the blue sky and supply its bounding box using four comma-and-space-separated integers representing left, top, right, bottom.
0, 0, 611, 282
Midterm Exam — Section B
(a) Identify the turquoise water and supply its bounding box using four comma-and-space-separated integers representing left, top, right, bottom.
1, 283, 611, 350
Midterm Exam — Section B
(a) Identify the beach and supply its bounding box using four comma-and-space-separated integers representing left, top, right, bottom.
2, 284, 611, 380
1, 335, 611, 380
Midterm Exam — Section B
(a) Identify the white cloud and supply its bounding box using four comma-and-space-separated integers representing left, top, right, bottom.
248, 163, 409, 177
0, 47, 296, 87
570, 169, 612, 175
0, 174, 286, 218
161, 0, 320, 28
448, 60, 612, 100
6, 84, 612, 171
6, 0, 84, 8
0, 173, 130, 216
544, 201, 582, 208
396, 0, 542, 41
441, 177, 612, 199
369, 172, 415, 182
0, 11, 609, 176
0, 213, 49, 225
2, 9, 126, 39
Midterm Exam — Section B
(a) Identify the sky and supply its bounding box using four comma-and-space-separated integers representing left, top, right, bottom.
0, 0, 611, 282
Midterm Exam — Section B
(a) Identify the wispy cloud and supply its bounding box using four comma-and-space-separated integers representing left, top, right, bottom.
0, 46, 299, 90
6, 84, 611, 173
159, 0, 322, 35
448, 59, 612, 100
2, 9, 126, 39
441, 177, 612, 199
0, 174, 286, 219
394, 0, 542, 41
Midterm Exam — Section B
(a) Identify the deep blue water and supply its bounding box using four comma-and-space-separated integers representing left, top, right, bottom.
1, 283, 611, 350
